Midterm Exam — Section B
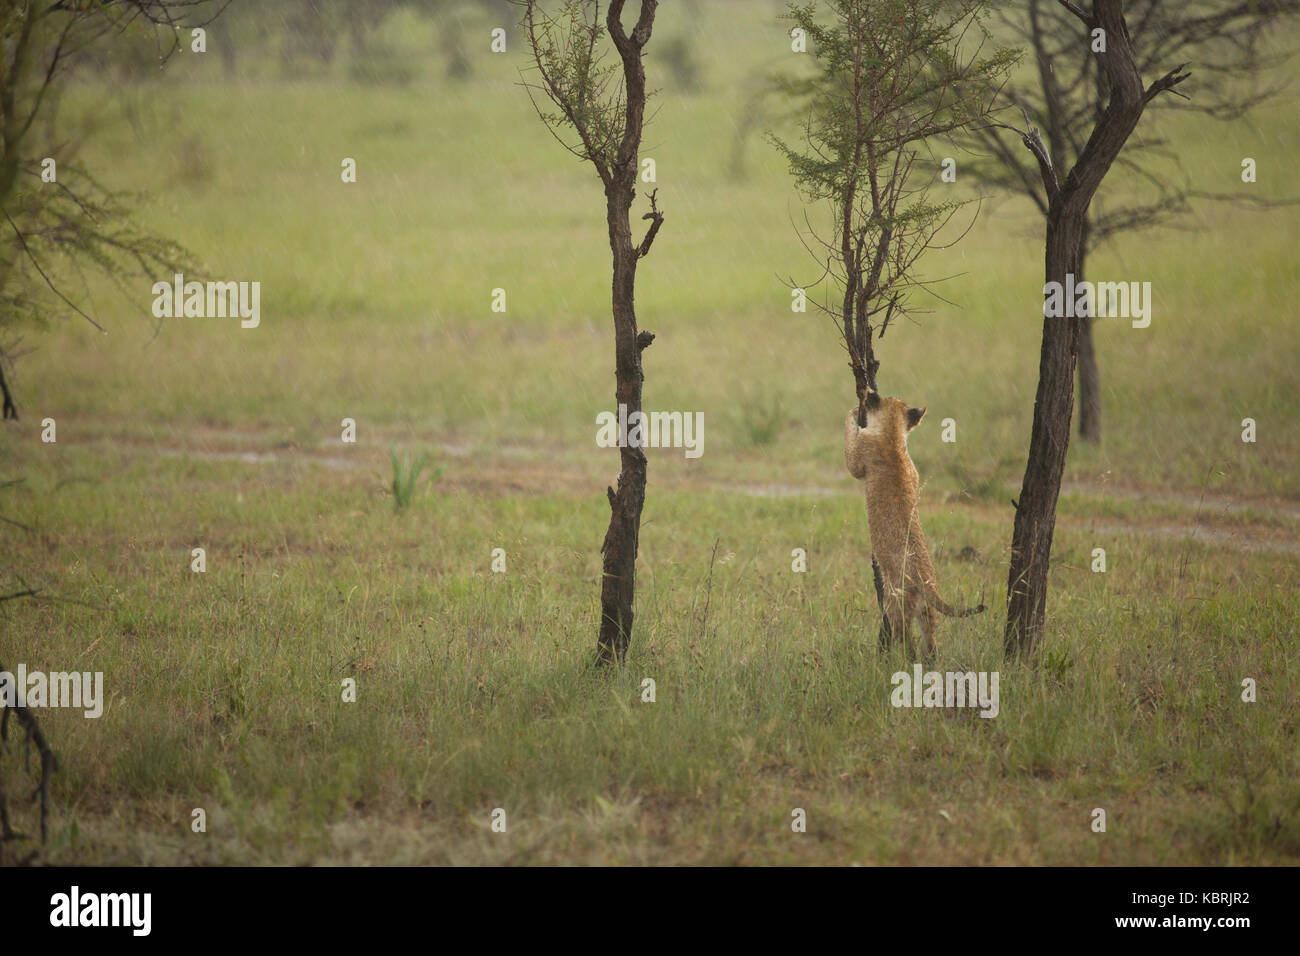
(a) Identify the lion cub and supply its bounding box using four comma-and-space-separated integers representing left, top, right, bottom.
845, 390, 983, 656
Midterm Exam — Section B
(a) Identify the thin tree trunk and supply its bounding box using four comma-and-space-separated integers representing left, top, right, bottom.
1006, 215, 1082, 653
1005, 0, 1187, 654
1076, 311, 1100, 442
0, 362, 16, 420
595, 1, 660, 666
873, 556, 891, 647
596, 200, 648, 665
0, 652, 56, 847
860, 357, 891, 648
1076, 223, 1100, 442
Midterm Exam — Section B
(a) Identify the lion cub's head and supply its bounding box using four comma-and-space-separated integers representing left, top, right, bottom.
860, 389, 926, 442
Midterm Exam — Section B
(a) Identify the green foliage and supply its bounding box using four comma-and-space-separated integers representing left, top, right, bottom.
0, 2, 198, 359
521, 0, 629, 173
1041, 646, 1076, 685
0, 162, 191, 335
390, 447, 438, 510
773, 1, 1017, 200
770, 0, 1019, 376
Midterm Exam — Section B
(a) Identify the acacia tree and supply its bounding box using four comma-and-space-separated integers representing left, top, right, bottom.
967, 0, 1297, 443
0, 0, 220, 859
771, 0, 1014, 642
0, 0, 218, 417
520, 0, 664, 666
999, 0, 1192, 654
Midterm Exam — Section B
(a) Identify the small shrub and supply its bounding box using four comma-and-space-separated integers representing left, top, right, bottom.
390, 447, 439, 510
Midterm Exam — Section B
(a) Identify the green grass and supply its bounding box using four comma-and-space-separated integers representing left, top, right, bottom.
4, 442, 1297, 864
0, 3, 1296, 864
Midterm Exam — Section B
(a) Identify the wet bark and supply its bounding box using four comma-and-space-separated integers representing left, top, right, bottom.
1006, 214, 1082, 654
595, 1, 661, 666
596, 202, 649, 666
1076, 221, 1100, 442
1076, 310, 1101, 442
0, 363, 16, 420
1005, 0, 1188, 654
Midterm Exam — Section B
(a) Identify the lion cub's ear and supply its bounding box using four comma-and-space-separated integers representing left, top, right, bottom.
906, 406, 926, 430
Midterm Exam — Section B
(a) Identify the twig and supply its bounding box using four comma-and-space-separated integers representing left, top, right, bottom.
636, 187, 664, 258
1, 209, 105, 332
1143, 63, 1193, 104
699, 537, 720, 642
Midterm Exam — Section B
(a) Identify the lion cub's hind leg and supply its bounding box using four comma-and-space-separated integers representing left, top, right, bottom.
915, 602, 939, 659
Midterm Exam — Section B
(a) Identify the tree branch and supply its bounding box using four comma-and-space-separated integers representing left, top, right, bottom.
1143, 62, 1192, 104
985, 108, 1060, 200
635, 186, 663, 257
1057, 0, 1093, 25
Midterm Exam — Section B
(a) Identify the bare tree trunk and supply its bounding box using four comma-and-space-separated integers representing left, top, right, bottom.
1076, 312, 1100, 442
1076, 222, 1100, 442
521, 1, 661, 667
0, 631, 56, 850
0, 362, 17, 420
1006, 217, 1082, 653
1005, 0, 1187, 654
872, 556, 891, 648
596, 196, 649, 665
860, 356, 892, 648
595, 1, 661, 666
848, 331, 891, 648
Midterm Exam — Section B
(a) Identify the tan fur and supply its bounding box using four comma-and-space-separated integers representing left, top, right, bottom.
845, 392, 984, 656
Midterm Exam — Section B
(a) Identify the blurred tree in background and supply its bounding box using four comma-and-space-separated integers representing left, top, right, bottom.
0, 1, 222, 416
963, 0, 1299, 443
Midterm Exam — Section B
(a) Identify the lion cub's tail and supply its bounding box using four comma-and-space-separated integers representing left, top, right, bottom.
927, 588, 986, 618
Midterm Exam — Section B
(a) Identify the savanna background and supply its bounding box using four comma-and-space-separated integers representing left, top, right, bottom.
1, 0, 1296, 864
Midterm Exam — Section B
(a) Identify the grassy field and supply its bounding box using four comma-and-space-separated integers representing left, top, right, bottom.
1, 2, 1296, 864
